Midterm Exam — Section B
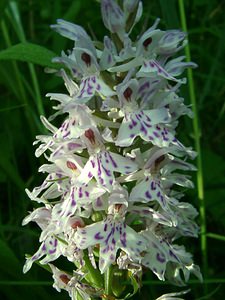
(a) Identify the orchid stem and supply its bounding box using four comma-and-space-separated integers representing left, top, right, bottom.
83, 253, 104, 289
104, 265, 113, 296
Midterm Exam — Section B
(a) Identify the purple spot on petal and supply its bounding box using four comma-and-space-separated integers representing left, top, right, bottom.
108, 153, 117, 168
140, 125, 147, 135
157, 252, 166, 263
151, 181, 156, 190
96, 197, 103, 207
95, 232, 104, 240
49, 248, 56, 255
145, 191, 152, 199
153, 131, 160, 138
169, 250, 179, 261
110, 254, 114, 260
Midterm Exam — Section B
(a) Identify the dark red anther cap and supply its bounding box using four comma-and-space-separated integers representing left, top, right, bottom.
66, 161, 77, 171
84, 128, 96, 144
143, 37, 152, 49
59, 274, 70, 285
81, 52, 91, 67
123, 87, 133, 101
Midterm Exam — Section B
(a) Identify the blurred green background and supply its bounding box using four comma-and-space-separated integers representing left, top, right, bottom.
0, 0, 225, 299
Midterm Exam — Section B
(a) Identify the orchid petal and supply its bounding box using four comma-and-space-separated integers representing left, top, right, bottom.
51, 19, 90, 42
157, 30, 186, 55
23, 236, 62, 273
74, 47, 99, 75
137, 59, 186, 83
165, 56, 197, 77
52, 51, 83, 79
75, 217, 146, 273
76, 76, 115, 101
130, 176, 172, 214
141, 231, 168, 280
78, 151, 137, 191
99, 36, 117, 69
116, 108, 171, 147
130, 206, 173, 226
101, 0, 125, 39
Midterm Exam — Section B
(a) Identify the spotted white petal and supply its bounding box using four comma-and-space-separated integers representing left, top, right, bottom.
76, 75, 115, 101
130, 176, 174, 218
163, 243, 202, 285
75, 216, 146, 273
165, 56, 197, 77
137, 59, 186, 83
52, 182, 106, 224
116, 108, 171, 147
77, 151, 138, 191
137, 78, 163, 107
23, 236, 63, 273
141, 230, 168, 280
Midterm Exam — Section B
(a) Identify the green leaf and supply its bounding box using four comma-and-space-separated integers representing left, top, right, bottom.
0, 145, 25, 191
0, 238, 21, 277
159, 0, 180, 28
202, 149, 225, 185
0, 0, 8, 21
202, 149, 225, 227
124, 273, 140, 299
0, 43, 60, 68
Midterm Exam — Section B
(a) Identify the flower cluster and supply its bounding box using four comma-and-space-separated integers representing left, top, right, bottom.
23, 1, 202, 299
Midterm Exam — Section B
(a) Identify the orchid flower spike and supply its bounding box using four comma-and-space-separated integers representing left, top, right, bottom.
23, 1, 201, 299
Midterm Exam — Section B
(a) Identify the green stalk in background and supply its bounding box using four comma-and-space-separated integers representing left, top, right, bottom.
178, 0, 207, 284
6, 0, 45, 117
